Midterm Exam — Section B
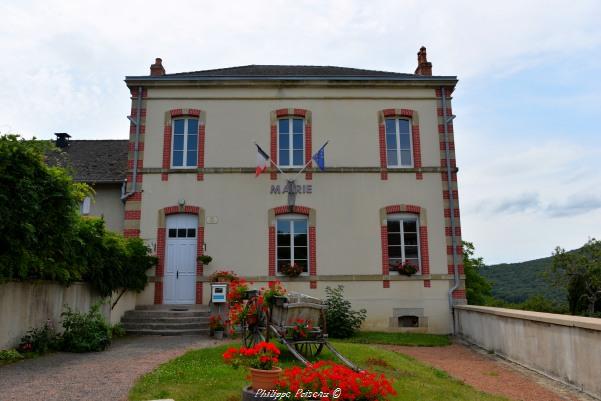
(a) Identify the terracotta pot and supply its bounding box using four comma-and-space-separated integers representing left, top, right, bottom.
249, 367, 282, 391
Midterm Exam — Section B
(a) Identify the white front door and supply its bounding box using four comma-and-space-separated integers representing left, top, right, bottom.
164, 214, 197, 304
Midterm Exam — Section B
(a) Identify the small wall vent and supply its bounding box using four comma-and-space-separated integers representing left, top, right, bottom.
398, 315, 419, 328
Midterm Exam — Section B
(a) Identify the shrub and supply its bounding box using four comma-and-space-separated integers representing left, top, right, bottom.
17, 322, 59, 354
111, 323, 126, 338
324, 285, 366, 338
75, 217, 157, 297
60, 302, 111, 352
0, 349, 24, 363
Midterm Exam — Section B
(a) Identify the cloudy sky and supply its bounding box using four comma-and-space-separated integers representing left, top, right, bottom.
2, 0, 600, 264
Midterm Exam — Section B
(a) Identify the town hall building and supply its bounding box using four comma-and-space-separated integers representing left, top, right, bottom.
66, 47, 465, 333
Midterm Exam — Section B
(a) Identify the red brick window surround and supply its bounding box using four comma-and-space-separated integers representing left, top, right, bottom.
379, 205, 430, 288
268, 205, 317, 288
155, 205, 206, 304
378, 109, 422, 180
270, 109, 313, 180
162, 108, 206, 181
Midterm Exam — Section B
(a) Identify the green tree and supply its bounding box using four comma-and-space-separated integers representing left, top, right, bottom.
463, 241, 492, 305
549, 239, 601, 315
0, 135, 90, 282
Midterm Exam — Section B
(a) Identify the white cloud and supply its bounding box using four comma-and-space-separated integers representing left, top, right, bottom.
1, 0, 600, 263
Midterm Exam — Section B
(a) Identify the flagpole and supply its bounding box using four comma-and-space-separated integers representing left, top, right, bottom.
290, 140, 329, 181
254, 141, 288, 177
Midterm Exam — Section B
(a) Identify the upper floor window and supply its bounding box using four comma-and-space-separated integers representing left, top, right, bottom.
276, 215, 308, 274
387, 214, 420, 271
278, 118, 305, 167
385, 118, 412, 167
172, 118, 199, 168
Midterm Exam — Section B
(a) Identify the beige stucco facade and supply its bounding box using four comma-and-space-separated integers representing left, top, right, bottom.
124, 76, 464, 334
88, 183, 124, 233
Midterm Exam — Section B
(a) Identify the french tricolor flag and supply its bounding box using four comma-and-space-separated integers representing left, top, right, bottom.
255, 144, 270, 176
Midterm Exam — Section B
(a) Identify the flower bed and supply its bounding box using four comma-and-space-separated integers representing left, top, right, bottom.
278, 361, 396, 401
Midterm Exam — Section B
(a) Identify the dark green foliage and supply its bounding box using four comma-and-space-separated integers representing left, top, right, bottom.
549, 239, 601, 315
0, 135, 89, 283
0, 349, 24, 363
480, 255, 566, 304
17, 322, 59, 354
324, 285, 367, 338
75, 218, 157, 297
111, 323, 126, 338
0, 135, 156, 296
60, 303, 112, 352
463, 241, 492, 305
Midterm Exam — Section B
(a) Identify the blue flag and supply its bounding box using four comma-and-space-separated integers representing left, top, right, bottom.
312, 142, 327, 171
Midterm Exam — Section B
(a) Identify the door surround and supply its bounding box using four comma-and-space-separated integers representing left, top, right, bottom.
155, 205, 205, 304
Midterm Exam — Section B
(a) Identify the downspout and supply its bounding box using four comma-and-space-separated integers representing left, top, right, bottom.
442, 87, 460, 334
121, 85, 143, 202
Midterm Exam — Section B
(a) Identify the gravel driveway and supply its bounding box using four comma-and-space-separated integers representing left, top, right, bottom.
0, 335, 218, 401
387, 343, 594, 401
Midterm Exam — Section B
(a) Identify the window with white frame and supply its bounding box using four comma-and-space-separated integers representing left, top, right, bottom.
80, 196, 91, 215
172, 118, 199, 168
276, 215, 308, 274
385, 118, 413, 167
278, 118, 305, 167
387, 214, 420, 271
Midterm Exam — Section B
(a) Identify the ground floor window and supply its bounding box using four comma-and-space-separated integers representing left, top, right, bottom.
276, 215, 308, 274
387, 214, 420, 271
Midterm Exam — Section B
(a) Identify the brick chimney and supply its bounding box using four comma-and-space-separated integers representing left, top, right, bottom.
54, 132, 71, 148
414, 46, 432, 76
150, 58, 165, 76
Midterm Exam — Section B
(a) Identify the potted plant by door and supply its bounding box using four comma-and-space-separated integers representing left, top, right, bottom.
223, 342, 281, 391
197, 255, 213, 265
210, 315, 225, 339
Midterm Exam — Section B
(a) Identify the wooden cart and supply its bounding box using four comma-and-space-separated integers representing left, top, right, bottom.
240, 290, 361, 371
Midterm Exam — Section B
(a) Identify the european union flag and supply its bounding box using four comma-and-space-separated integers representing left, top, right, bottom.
312, 142, 327, 171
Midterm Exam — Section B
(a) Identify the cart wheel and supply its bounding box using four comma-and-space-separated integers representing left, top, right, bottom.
242, 323, 266, 348
294, 342, 324, 358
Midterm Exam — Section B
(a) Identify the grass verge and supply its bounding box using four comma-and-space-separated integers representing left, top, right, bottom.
128, 341, 506, 401
339, 331, 451, 346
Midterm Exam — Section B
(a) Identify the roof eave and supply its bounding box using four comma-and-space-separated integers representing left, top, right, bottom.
124, 75, 458, 88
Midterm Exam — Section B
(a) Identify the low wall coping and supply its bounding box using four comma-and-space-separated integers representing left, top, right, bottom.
454, 304, 601, 332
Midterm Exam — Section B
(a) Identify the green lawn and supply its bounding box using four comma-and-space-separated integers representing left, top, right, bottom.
340, 331, 451, 347
128, 341, 506, 401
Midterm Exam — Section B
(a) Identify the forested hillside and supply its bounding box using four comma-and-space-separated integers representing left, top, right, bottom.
481, 256, 566, 304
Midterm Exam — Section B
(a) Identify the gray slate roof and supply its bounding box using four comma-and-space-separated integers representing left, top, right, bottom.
47, 140, 128, 183
126, 64, 456, 81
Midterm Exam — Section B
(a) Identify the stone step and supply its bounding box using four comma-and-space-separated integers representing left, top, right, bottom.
124, 328, 209, 336
121, 316, 209, 324
123, 310, 209, 318
135, 304, 210, 312
122, 322, 208, 330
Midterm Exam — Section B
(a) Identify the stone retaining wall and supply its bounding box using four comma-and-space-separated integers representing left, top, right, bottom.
455, 305, 601, 399
0, 281, 136, 349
